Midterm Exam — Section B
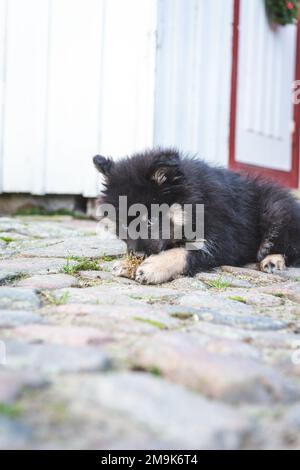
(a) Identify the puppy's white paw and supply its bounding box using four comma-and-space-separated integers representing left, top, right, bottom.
135, 257, 169, 284
135, 248, 187, 285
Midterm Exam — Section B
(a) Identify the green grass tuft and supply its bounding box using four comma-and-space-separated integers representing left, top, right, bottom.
170, 311, 195, 320
62, 257, 100, 275
205, 277, 230, 290
15, 207, 89, 219
40, 290, 70, 306
101, 254, 116, 262
131, 365, 162, 377
0, 236, 14, 244
228, 295, 247, 304
133, 317, 167, 330
0, 403, 23, 419
148, 366, 162, 376
272, 293, 285, 298
0, 272, 29, 286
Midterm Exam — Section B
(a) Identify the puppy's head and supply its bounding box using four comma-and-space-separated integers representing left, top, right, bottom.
93, 149, 187, 256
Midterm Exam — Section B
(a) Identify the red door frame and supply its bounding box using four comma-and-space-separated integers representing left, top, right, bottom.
229, 0, 300, 188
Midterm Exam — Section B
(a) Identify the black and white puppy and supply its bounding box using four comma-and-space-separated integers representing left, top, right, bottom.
93, 148, 300, 284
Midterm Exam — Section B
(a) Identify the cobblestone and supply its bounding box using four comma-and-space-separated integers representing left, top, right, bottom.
0, 288, 41, 310
0, 216, 300, 449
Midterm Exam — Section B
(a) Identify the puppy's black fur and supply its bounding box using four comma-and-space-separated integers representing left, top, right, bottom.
93, 148, 300, 276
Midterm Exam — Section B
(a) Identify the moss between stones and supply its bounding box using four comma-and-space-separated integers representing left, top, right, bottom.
131, 365, 162, 377
61, 255, 120, 275
272, 293, 285, 298
61, 258, 101, 275
0, 272, 29, 286
133, 316, 167, 330
170, 311, 195, 320
0, 403, 23, 419
205, 277, 230, 290
0, 236, 14, 244
40, 290, 70, 306
14, 207, 89, 219
228, 295, 247, 304
101, 254, 117, 262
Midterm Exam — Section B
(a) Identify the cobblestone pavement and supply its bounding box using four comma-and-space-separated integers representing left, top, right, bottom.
1, 216, 300, 449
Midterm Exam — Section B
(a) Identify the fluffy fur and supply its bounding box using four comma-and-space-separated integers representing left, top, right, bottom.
93, 148, 300, 284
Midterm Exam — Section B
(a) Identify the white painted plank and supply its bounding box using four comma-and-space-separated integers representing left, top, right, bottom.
45, 0, 105, 195
199, 0, 234, 165
1, 0, 157, 196
2, 0, 49, 193
0, 0, 7, 192
87, 0, 157, 197
46, 0, 156, 196
154, 0, 233, 166
99, 0, 156, 158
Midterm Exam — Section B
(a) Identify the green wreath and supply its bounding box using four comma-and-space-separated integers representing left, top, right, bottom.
265, 0, 299, 26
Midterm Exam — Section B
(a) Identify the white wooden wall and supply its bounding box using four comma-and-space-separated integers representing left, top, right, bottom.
0, 0, 233, 197
154, 0, 234, 166
0, 0, 156, 197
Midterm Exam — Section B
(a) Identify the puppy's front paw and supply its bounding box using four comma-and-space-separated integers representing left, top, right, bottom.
135, 266, 154, 284
135, 248, 187, 285
135, 257, 169, 285
260, 254, 286, 273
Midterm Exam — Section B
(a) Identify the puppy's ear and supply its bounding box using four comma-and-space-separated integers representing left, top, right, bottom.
150, 151, 182, 186
93, 155, 114, 177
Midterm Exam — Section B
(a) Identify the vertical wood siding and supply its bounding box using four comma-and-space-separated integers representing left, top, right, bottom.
1, 1, 297, 195
154, 0, 234, 166
0, 0, 157, 196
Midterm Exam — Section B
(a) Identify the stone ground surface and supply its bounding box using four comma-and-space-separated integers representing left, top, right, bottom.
1, 216, 300, 449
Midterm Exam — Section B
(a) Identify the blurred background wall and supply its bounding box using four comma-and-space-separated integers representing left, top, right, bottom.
0, 0, 299, 203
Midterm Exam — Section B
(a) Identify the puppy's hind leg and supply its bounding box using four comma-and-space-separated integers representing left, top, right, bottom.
257, 191, 292, 268
260, 254, 286, 273
257, 226, 287, 274
257, 221, 286, 263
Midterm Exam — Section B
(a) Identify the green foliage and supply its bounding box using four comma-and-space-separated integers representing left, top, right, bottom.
101, 254, 116, 262
133, 317, 167, 330
0, 236, 14, 243
62, 257, 100, 274
0, 403, 23, 419
0, 272, 28, 287
265, 0, 298, 26
205, 277, 230, 290
40, 290, 70, 306
15, 207, 89, 219
228, 295, 247, 304
148, 366, 162, 377
170, 311, 195, 320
